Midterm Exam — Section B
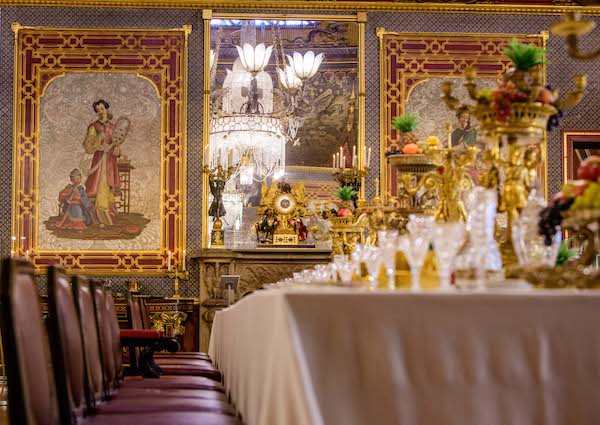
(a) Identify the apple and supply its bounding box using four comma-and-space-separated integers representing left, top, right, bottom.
338, 208, 352, 217
561, 180, 589, 198
577, 156, 600, 182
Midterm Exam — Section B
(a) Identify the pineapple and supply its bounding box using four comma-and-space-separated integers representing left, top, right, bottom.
335, 185, 358, 216
503, 38, 547, 71
392, 112, 419, 149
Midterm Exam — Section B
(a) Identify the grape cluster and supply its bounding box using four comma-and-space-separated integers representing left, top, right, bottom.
492, 81, 529, 122
538, 198, 574, 246
547, 109, 563, 132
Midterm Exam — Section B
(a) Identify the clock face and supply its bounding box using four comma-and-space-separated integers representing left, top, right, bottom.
274, 193, 297, 215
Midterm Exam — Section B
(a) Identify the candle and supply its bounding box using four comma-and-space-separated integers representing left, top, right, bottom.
25, 250, 29, 261
367, 147, 372, 168
182, 249, 186, 271
375, 178, 380, 197
168, 250, 172, 272
10, 250, 14, 258
339, 147, 343, 166
342, 155, 345, 169
332, 154, 336, 169
352, 145, 356, 165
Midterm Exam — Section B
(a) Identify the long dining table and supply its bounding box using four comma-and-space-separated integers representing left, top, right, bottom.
208, 285, 600, 425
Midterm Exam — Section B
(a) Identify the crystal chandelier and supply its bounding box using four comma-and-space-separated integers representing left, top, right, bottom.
209, 21, 324, 184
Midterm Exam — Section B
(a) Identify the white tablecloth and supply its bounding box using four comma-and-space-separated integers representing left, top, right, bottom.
209, 287, 600, 425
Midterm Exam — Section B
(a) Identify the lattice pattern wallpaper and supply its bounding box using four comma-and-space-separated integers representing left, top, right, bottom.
0, 7, 598, 296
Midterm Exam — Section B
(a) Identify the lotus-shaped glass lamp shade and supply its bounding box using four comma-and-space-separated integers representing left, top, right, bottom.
235, 43, 274, 73
277, 66, 303, 90
286, 51, 325, 80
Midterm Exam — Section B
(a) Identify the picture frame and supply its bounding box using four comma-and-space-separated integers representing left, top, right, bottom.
11, 24, 190, 275
377, 29, 549, 198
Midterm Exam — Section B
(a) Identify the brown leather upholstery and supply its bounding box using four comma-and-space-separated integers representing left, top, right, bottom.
47, 266, 89, 423
72, 276, 105, 406
90, 280, 116, 397
84, 412, 242, 425
0, 258, 60, 425
122, 375, 225, 392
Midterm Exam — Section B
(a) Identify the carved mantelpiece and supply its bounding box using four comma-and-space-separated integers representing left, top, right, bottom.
193, 249, 331, 351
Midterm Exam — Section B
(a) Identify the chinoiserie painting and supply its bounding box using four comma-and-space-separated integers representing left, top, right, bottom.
12, 25, 188, 274
379, 30, 548, 197
39, 74, 160, 251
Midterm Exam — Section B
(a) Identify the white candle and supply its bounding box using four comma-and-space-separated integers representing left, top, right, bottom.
168, 250, 172, 271
182, 249, 186, 271
332, 154, 336, 168
352, 145, 356, 164
10, 250, 14, 258
340, 147, 343, 165
352, 154, 357, 168
342, 155, 346, 169
25, 250, 29, 261
375, 178, 380, 197
367, 147, 372, 168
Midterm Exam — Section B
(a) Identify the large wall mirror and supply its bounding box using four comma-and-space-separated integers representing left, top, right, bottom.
202, 11, 365, 249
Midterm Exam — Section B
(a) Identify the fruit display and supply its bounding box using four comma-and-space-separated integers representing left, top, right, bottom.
480, 39, 562, 131
391, 112, 419, 149
335, 185, 358, 217
539, 155, 600, 245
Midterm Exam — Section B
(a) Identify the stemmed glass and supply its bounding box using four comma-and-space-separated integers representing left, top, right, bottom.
336, 257, 358, 285
432, 222, 466, 290
363, 246, 384, 289
378, 230, 399, 290
398, 214, 434, 291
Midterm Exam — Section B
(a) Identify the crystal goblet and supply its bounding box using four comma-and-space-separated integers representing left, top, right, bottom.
363, 246, 384, 289
399, 214, 435, 291
432, 222, 466, 290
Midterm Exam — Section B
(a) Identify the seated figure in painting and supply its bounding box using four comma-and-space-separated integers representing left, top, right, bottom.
57, 169, 93, 230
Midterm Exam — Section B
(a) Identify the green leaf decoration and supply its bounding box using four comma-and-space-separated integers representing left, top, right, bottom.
503, 38, 547, 71
392, 112, 418, 133
556, 239, 577, 266
335, 185, 358, 201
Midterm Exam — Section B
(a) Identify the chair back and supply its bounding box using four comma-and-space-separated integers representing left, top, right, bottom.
90, 280, 116, 395
104, 286, 124, 381
46, 265, 87, 424
0, 258, 60, 425
71, 275, 104, 407
139, 297, 152, 330
126, 293, 144, 370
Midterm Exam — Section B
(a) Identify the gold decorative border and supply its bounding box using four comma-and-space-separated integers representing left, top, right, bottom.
1, 0, 599, 16
11, 24, 190, 275
378, 29, 549, 199
201, 10, 366, 249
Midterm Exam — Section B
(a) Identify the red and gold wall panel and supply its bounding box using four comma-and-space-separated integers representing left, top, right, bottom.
12, 24, 189, 275
378, 30, 547, 196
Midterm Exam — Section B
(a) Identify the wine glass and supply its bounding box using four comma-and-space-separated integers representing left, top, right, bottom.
363, 246, 384, 289
399, 214, 434, 291
378, 230, 399, 290
432, 222, 466, 290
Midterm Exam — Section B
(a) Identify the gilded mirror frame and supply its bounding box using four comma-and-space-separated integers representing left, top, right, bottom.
201, 10, 366, 249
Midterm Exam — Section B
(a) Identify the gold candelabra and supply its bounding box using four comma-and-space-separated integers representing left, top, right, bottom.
202, 164, 236, 249
332, 166, 369, 206
551, 12, 600, 61
168, 269, 190, 299
442, 66, 586, 265
425, 143, 477, 222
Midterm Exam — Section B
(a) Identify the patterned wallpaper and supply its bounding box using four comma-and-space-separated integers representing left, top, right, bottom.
0, 7, 598, 296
